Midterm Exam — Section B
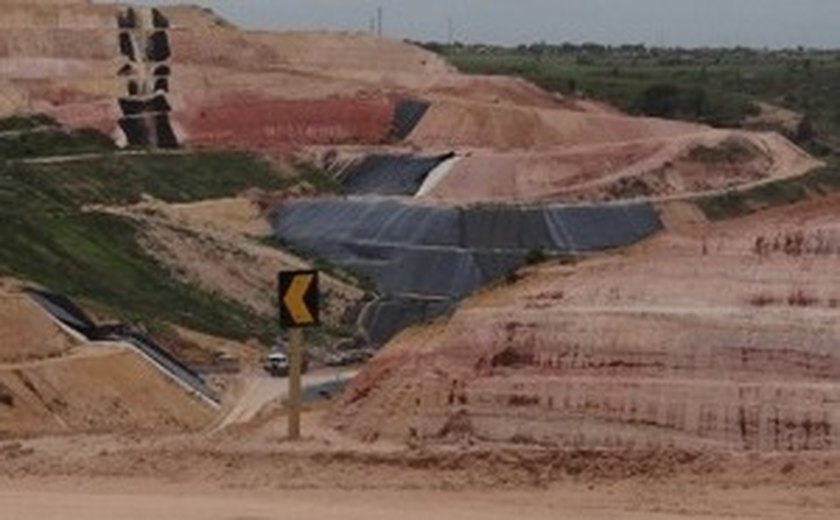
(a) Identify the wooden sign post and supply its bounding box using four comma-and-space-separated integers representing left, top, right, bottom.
277, 270, 320, 441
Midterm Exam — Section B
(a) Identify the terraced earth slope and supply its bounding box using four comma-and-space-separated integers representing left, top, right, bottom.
0, 0, 818, 201
331, 195, 840, 451
1, 1, 834, 448
0, 280, 215, 438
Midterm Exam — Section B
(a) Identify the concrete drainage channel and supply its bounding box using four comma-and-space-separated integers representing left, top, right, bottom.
26, 289, 220, 409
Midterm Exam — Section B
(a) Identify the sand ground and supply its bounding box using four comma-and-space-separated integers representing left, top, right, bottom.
0, 475, 837, 520
1, 405, 838, 520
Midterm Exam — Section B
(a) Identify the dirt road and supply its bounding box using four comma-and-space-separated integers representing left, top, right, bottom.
211, 369, 357, 432
0, 478, 837, 520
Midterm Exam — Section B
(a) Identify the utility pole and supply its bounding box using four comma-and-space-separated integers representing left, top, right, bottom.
376, 6, 383, 37
448, 16, 454, 45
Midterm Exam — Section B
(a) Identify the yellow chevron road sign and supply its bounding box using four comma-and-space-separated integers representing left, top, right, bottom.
278, 270, 320, 328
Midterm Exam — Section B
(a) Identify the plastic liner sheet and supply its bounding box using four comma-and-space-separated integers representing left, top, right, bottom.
117, 9, 138, 29
360, 297, 454, 346
118, 98, 145, 117
154, 78, 169, 93
147, 95, 172, 113
26, 291, 218, 405
271, 198, 663, 344
338, 153, 453, 196
390, 99, 430, 140
119, 32, 136, 62
119, 96, 171, 117
153, 114, 179, 149
118, 117, 151, 147
146, 31, 171, 62
118, 64, 136, 77
26, 290, 98, 340
124, 334, 219, 405
151, 8, 170, 29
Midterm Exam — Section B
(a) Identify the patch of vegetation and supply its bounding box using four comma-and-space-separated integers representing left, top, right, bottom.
687, 138, 757, 164
427, 43, 840, 142
635, 83, 758, 126
0, 114, 57, 133
697, 165, 840, 220
426, 42, 840, 223
0, 125, 292, 343
258, 235, 376, 294
294, 161, 343, 194
606, 177, 654, 199
525, 248, 548, 265
0, 127, 114, 159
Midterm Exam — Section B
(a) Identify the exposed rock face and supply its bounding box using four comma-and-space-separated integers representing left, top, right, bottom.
330, 197, 840, 451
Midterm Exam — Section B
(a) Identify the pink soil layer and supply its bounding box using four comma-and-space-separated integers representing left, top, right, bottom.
331, 197, 840, 450
177, 93, 396, 150
44, 98, 118, 136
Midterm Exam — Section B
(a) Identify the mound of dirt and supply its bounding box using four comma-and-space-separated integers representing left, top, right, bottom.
330, 197, 840, 451
0, 345, 214, 438
421, 130, 822, 203
155, 196, 272, 237
96, 198, 365, 328
251, 31, 453, 76
406, 98, 703, 151
0, 280, 76, 363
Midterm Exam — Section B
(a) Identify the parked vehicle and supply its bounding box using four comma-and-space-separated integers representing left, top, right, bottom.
263, 351, 310, 377
263, 352, 289, 377
323, 348, 376, 367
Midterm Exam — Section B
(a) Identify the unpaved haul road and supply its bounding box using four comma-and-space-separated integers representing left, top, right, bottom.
0, 482, 835, 520
211, 368, 358, 432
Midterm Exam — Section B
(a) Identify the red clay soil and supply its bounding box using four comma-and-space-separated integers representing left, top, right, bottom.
177, 92, 396, 151
0, 1, 821, 204
330, 196, 840, 451
46, 98, 118, 136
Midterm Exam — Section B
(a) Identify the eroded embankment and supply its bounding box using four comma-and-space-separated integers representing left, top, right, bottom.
329, 197, 840, 451
0, 281, 215, 438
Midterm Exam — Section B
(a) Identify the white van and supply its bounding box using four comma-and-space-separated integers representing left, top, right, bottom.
263, 352, 289, 377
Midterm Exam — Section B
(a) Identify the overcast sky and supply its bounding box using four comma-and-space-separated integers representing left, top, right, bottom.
132, 0, 840, 48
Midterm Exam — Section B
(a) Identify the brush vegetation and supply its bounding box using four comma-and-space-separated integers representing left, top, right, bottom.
0, 117, 294, 343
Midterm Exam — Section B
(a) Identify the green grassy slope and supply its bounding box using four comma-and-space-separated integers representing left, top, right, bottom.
0, 121, 291, 343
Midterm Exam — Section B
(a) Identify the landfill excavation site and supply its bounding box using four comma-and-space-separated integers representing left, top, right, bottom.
1, 0, 840, 518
